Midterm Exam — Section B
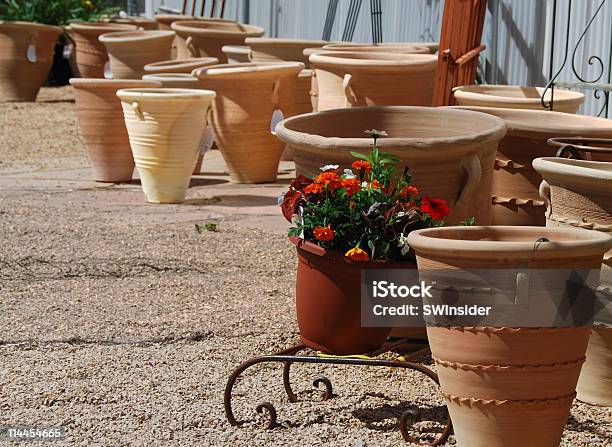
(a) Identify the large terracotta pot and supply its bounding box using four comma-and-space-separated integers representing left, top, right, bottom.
452, 106, 612, 226
0, 21, 62, 101
320, 42, 433, 54
453, 85, 585, 114
108, 16, 159, 30
290, 237, 414, 355
195, 62, 303, 183
172, 20, 264, 62
407, 225, 612, 447
99, 30, 175, 79
117, 88, 216, 203
143, 57, 218, 74
154, 14, 196, 30
533, 157, 612, 406
309, 52, 437, 110
70, 78, 161, 182
221, 45, 252, 63
276, 106, 506, 225
246, 38, 330, 67
67, 22, 136, 78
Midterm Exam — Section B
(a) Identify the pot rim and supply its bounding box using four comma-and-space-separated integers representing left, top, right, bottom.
171, 20, 264, 38
407, 225, 612, 261
69, 78, 161, 88
324, 41, 437, 50
448, 105, 612, 137
116, 87, 216, 101
142, 73, 200, 83
144, 57, 218, 71
246, 37, 331, 47
310, 51, 437, 71
276, 106, 507, 154
453, 84, 585, 106
304, 46, 430, 58
0, 20, 63, 34
222, 45, 251, 53
194, 61, 305, 78
533, 157, 612, 182
99, 30, 175, 43
67, 21, 137, 33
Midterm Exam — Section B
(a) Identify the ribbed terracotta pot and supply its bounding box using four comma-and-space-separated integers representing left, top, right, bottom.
172, 20, 264, 62
452, 106, 612, 226
195, 62, 303, 183
99, 30, 175, 79
407, 225, 612, 447
533, 157, 612, 406
453, 85, 585, 114
154, 14, 196, 30
222, 45, 252, 63
143, 56, 218, 74
276, 106, 506, 225
0, 21, 62, 101
321, 42, 435, 53
67, 22, 136, 78
71, 78, 161, 182
246, 37, 330, 67
309, 51, 437, 110
108, 16, 159, 30
117, 88, 216, 203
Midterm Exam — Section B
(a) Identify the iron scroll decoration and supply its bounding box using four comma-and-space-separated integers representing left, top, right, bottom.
541, 0, 611, 117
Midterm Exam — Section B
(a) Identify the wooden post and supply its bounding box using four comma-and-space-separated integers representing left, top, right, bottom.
432, 0, 488, 106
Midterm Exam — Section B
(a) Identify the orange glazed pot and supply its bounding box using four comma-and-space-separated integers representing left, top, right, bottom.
291, 237, 415, 355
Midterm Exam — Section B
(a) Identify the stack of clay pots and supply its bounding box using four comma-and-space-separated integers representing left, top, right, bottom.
0, 21, 63, 101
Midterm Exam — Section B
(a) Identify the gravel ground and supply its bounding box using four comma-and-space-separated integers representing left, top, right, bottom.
0, 87, 610, 446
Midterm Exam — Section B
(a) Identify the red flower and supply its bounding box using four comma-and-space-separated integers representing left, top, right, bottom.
304, 183, 323, 195
352, 160, 371, 173
420, 197, 450, 220
290, 175, 313, 191
342, 178, 361, 196
313, 225, 334, 242
402, 185, 419, 198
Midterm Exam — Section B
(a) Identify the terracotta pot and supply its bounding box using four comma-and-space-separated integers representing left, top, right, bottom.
221, 45, 252, 63
117, 88, 216, 203
451, 106, 612, 226
195, 62, 303, 183
172, 20, 264, 62
276, 106, 506, 225
0, 21, 63, 101
108, 16, 159, 30
453, 85, 585, 114
293, 69, 314, 116
99, 30, 175, 79
71, 78, 161, 182
290, 237, 414, 355
154, 14, 196, 30
246, 37, 329, 67
533, 157, 612, 406
309, 52, 437, 110
320, 42, 433, 54
407, 225, 612, 447
67, 22, 137, 78
143, 57, 218, 74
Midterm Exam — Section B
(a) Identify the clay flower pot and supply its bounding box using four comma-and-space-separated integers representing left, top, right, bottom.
195, 62, 303, 183
452, 106, 612, 226
99, 30, 175, 79
276, 106, 506, 225
290, 237, 414, 355
108, 16, 159, 30
246, 37, 330, 67
70, 78, 161, 182
67, 22, 137, 78
407, 225, 612, 447
117, 88, 216, 203
143, 57, 218, 74
533, 157, 612, 406
154, 14, 196, 30
222, 45, 252, 63
453, 85, 585, 114
309, 51, 437, 110
321, 42, 433, 54
0, 21, 62, 101
171, 20, 264, 62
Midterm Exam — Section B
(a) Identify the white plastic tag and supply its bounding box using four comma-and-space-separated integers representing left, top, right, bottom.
201, 126, 215, 154
103, 61, 113, 79
62, 44, 73, 59
270, 109, 284, 135
26, 44, 37, 63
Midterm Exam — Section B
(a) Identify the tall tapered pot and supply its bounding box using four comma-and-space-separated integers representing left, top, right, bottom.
195, 62, 303, 183
533, 157, 612, 406
71, 78, 161, 182
99, 30, 175, 79
407, 225, 612, 447
276, 106, 506, 225
0, 21, 62, 101
117, 88, 215, 203
67, 22, 136, 78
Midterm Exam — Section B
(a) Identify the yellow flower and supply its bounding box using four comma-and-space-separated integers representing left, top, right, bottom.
84, 0, 93, 9
345, 246, 369, 262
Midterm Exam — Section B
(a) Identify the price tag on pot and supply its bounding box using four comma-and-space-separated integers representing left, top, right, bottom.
201, 126, 215, 154
26, 44, 37, 63
62, 44, 73, 59
270, 109, 284, 135
103, 61, 113, 79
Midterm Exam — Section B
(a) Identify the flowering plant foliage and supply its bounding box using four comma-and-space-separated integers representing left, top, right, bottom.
281, 130, 452, 263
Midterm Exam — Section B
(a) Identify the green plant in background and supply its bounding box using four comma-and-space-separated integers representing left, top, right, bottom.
0, 0, 120, 26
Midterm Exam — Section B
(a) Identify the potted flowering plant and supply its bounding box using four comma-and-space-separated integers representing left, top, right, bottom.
280, 130, 451, 355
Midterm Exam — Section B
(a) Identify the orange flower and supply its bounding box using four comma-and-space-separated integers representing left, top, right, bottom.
370, 179, 380, 189
402, 185, 419, 198
342, 178, 361, 195
315, 171, 339, 184
345, 246, 369, 262
352, 160, 371, 173
313, 225, 334, 242
304, 183, 323, 195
